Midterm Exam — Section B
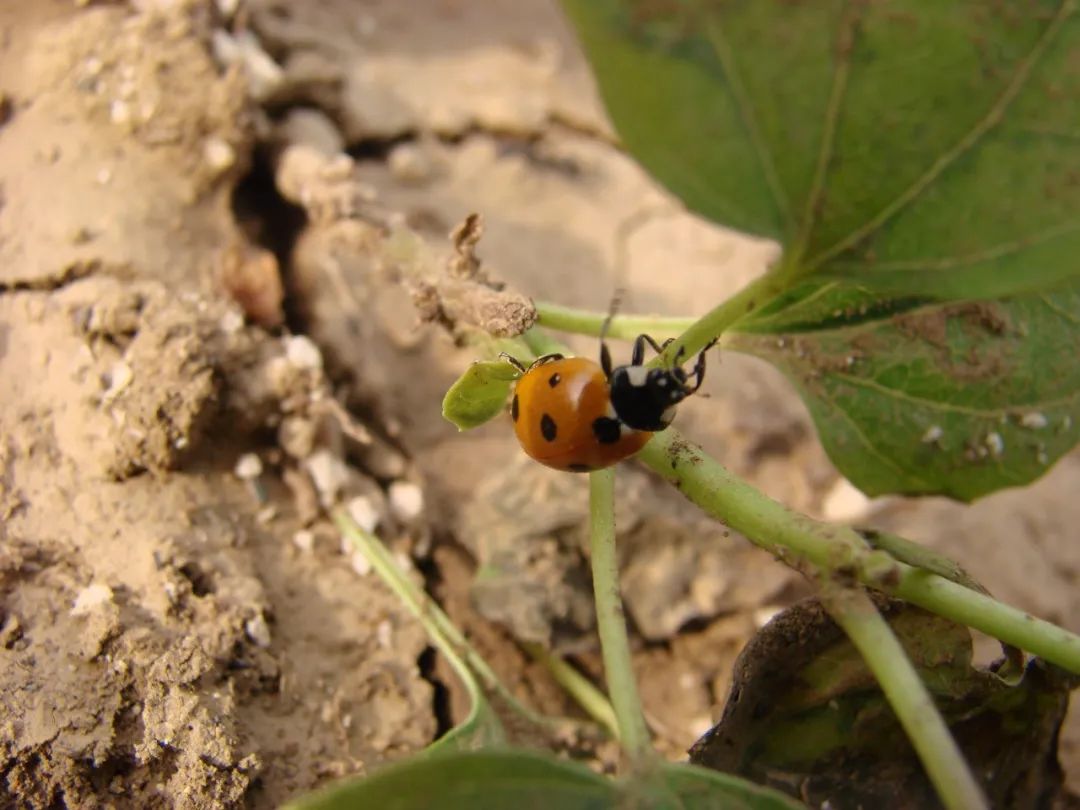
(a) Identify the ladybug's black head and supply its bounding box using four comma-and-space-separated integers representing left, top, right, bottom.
609, 364, 693, 432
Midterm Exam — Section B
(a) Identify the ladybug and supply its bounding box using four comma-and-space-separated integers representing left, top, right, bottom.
502, 334, 714, 472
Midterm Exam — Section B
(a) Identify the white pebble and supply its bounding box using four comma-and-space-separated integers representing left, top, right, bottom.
306, 449, 350, 506
245, 613, 272, 648
350, 549, 372, 576
346, 495, 380, 534
1020, 412, 1048, 430
109, 99, 131, 125
220, 309, 245, 334
234, 453, 263, 480
292, 529, 315, 553
388, 481, 423, 522
921, 425, 943, 444
284, 335, 323, 371
102, 361, 134, 403
753, 605, 782, 629
71, 583, 114, 616
376, 619, 393, 648
821, 477, 873, 523
203, 136, 236, 173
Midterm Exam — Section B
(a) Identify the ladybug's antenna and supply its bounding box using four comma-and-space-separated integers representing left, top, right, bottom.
599, 288, 624, 379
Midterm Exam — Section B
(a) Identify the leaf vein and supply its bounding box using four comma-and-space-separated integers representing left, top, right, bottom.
807, 0, 1076, 270
703, 15, 793, 235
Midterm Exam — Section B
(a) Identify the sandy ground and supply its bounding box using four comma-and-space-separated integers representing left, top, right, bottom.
0, 1, 1076, 807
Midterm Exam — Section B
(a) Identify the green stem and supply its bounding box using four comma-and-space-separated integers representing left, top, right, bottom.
588, 468, 653, 765
637, 430, 1080, 673
536, 302, 694, 341
820, 584, 988, 810
334, 509, 588, 736
534, 264, 791, 368
521, 642, 620, 739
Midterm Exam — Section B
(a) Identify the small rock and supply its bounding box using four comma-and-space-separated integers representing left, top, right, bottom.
245, 613, 272, 648
350, 549, 372, 577
345, 495, 380, 534
71, 583, 114, 616
307, 449, 350, 506
292, 529, 315, 553
278, 108, 345, 156
388, 481, 423, 523
1020, 412, 1048, 430
234, 453, 263, 480
203, 136, 237, 174
821, 477, 873, 523
285, 335, 323, 371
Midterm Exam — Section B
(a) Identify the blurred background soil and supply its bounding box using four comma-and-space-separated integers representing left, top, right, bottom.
0, 1, 1076, 807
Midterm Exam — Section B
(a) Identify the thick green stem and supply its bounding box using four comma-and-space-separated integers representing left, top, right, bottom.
637, 430, 1080, 673
821, 585, 988, 810
588, 468, 653, 765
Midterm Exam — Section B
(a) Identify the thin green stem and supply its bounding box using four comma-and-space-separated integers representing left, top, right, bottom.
636, 430, 1080, 673
588, 468, 653, 765
334, 509, 592, 736
536, 302, 694, 341
533, 265, 792, 368
820, 584, 988, 810
521, 642, 620, 740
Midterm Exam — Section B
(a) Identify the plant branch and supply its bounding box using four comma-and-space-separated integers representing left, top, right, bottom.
521, 642, 619, 739
588, 468, 653, 766
536, 302, 694, 341
334, 509, 597, 738
636, 430, 1080, 674
533, 265, 791, 367
820, 584, 988, 810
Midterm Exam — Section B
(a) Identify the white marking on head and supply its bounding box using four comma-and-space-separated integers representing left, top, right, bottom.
656, 377, 667, 387
661, 405, 677, 425
625, 365, 648, 387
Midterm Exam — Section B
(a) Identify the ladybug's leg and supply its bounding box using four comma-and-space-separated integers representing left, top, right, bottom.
630, 334, 673, 365
685, 340, 718, 394
526, 353, 564, 371
498, 352, 527, 373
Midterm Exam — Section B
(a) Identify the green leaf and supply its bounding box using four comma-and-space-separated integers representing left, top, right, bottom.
730, 279, 1080, 500
282, 750, 614, 810
690, 599, 1074, 809
560, 1, 1080, 299
283, 749, 808, 810
442, 361, 520, 430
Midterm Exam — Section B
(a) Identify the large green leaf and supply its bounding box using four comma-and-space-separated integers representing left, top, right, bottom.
690, 599, 1074, 809
285, 748, 807, 809
561, 1, 1080, 300
730, 278, 1080, 500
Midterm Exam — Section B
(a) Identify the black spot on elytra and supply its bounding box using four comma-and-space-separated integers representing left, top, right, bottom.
592, 416, 622, 445
511, 394, 519, 422
568, 463, 593, 473
548, 373, 561, 387
540, 413, 557, 442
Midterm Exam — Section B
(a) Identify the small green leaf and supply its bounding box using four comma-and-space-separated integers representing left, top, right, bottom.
442, 361, 520, 431
690, 599, 1074, 809
730, 279, 1080, 500
561, 1, 1080, 300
